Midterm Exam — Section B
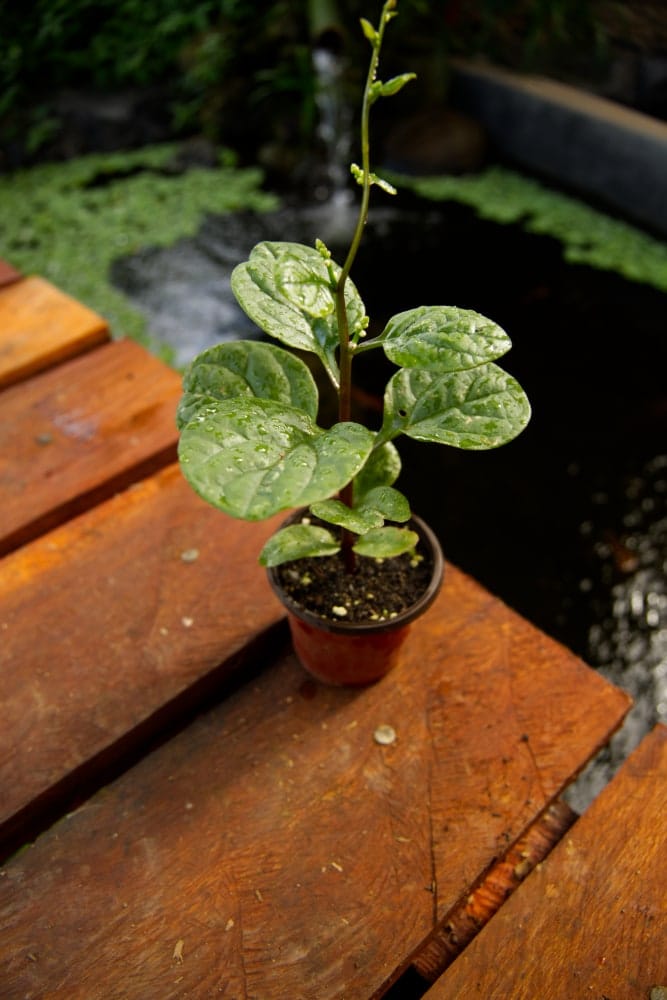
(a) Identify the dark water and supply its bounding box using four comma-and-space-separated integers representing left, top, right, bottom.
112, 195, 667, 810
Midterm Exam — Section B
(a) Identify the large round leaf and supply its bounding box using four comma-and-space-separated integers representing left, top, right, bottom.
231, 241, 366, 389
381, 364, 531, 449
178, 397, 374, 520
382, 306, 512, 372
176, 340, 318, 429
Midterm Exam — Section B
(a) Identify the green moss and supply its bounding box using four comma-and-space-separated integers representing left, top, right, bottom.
398, 167, 667, 294
0, 144, 278, 359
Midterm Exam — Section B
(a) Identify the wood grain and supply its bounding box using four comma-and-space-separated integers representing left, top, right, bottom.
0, 564, 630, 999
0, 275, 108, 389
0, 337, 182, 555
0, 464, 285, 854
424, 724, 667, 1000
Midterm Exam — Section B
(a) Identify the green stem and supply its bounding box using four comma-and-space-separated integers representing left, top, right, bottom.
352, 332, 388, 354
335, 22, 384, 421
336, 2, 394, 570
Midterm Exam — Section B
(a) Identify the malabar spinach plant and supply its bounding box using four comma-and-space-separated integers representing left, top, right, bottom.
177, 0, 531, 572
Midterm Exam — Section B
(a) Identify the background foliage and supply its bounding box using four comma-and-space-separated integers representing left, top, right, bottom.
1, 0, 605, 170
0, 0, 310, 168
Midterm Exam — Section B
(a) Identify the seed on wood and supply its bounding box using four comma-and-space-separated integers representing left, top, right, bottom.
373, 724, 397, 746
180, 548, 199, 562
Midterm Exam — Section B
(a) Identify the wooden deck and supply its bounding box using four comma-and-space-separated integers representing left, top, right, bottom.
1, 266, 664, 999
424, 724, 667, 998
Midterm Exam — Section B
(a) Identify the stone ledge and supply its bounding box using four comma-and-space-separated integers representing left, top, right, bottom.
450, 59, 667, 237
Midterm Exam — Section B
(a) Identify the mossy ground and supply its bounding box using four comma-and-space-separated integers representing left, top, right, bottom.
0, 144, 277, 362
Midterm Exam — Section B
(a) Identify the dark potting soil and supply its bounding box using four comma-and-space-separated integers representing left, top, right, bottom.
273, 539, 433, 625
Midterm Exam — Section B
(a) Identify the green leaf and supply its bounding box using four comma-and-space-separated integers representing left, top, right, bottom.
360, 17, 378, 45
372, 173, 398, 195
259, 524, 339, 566
178, 397, 374, 520
353, 442, 402, 502
310, 485, 409, 535
375, 73, 416, 98
353, 527, 419, 558
310, 499, 384, 534
381, 365, 532, 449
231, 241, 366, 388
176, 340, 319, 429
382, 306, 512, 372
350, 164, 397, 195
358, 486, 410, 522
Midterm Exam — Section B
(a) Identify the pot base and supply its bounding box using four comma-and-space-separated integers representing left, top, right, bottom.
287, 614, 412, 686
268, 513, 444, 687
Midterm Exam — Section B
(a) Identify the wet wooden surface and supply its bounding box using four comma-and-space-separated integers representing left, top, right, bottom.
424, 724, 667, 999
413, 797, 578, 982
0, 275, 109, 388
0, 337, 182, 555
0, 465, 285, 855
0, 563, 630, 999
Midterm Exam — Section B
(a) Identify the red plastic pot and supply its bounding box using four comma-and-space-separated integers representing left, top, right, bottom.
267, 514, 444, 686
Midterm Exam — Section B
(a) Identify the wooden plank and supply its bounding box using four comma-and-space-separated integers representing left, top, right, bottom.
0, 464, 285, 855
424, 725, 667, 1000
0, 275, 108, 389
0, 565, 631, 999
412, 798, 577, 981
0, 260, 22, 288
0, 337, 181, 555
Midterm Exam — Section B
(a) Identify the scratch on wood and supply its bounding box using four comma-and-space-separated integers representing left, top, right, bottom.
426, 758, 438, 926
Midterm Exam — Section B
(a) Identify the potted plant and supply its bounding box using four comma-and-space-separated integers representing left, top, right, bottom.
177, 0, 531, 685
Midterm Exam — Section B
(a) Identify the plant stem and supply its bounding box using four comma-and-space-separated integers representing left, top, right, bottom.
335, 2, 393, 570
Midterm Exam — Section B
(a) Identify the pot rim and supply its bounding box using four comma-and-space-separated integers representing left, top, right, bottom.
266, 510, 444, 636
